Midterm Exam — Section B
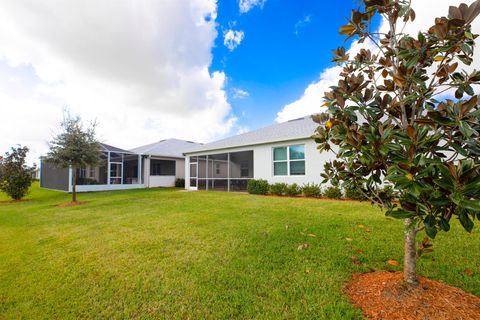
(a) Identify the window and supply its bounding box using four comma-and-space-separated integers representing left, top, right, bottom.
89, 167, 96, 178
215, 163, 221, 174
151, 159, 175, 176
77, 168, 86, 178
273, 144, 305, 176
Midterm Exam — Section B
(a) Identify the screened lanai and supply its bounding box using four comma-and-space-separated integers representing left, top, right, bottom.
189, 150, 253, 192
75, 144, 143, 191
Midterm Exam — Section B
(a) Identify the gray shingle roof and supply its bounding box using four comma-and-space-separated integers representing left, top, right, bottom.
100, 143, 135, 154
185, 115, 319, 154
130, 138, 203, 158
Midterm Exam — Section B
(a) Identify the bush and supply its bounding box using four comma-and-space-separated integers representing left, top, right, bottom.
344, 187, 367, 201
0, 146, 34, 200
270, 183, 288, 196
175, 178, 185, 188
323, 186, 343, 199
285, 183, 301, 197
301, 183, 321, 197
247, 179, 270, 195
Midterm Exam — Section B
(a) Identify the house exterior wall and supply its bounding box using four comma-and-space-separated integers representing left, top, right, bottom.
143, 157, 185, 188
148, 176, 176, 187
176, 159, 185, 179
185, 138, 335, 190
40, 160, 70, 192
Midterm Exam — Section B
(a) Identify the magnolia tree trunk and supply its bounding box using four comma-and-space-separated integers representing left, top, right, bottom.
403, 218, 419, 286
72, 169, 77, 203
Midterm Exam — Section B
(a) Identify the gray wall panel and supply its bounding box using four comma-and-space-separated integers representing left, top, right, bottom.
40, 160, 70, 191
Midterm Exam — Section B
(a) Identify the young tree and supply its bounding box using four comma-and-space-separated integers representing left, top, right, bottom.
0, 146, 34, 200
313, 0, 480, 286
46, 112, 102, 202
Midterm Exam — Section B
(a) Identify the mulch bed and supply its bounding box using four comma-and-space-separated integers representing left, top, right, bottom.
344, 272, 480, 320
56, 201, 89, 208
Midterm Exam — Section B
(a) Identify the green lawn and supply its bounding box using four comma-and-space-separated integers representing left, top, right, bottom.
0, 183, 479, 319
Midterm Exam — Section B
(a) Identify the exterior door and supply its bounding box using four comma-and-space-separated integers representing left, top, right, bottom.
189, 162, 198, 190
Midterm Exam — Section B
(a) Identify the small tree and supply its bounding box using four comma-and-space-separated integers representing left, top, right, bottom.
314, 0, 480, 286
0, 146, 34, 200
46, 112, 102, 202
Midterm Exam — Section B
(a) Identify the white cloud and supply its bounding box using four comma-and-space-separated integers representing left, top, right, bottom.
0, 0, 236, 164
277, 0, 480, 122
276, 37, 377, 123
236, 126, 250, 134
294, 15, 312, 35
232, 88, 249, 99
276, 67, 340, 123
239, 0, 266, 14
223, 29, 245, 51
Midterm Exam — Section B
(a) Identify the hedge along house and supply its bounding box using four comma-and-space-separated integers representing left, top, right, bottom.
183, 115, 335, 192
40, 143, 144, 192
130, 139, 202, 188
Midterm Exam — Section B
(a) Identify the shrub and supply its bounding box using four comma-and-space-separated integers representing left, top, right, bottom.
323, 186, 343, 199
247, 179, 270, 195
285, 183, 301, 197
344, 187, 367, 201
175, 178, 185, 188
301, 183, 321, 197
270, 183, 288, 196
0, 146, 34, 200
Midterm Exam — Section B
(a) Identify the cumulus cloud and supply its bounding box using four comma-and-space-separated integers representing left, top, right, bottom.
232, 88, 249, 99
0, 0, 236, 164
239, 0, 267, 14
277, 0, 480, 122
236, 126, 250, 134
223, 29, 245, 51
276, 37, 377, 122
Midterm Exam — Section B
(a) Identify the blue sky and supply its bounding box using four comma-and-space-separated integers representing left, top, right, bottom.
0, 0, 469, 164
212, 0, 377, 130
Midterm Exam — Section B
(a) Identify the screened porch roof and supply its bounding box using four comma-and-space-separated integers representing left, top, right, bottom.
100, 143, 137, 154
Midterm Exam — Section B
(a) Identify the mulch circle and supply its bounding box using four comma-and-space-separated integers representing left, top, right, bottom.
344, 272, 480, 320
56, 201, 89, 208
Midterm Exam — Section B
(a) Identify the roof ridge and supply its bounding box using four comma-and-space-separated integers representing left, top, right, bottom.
184, 115, 318, 154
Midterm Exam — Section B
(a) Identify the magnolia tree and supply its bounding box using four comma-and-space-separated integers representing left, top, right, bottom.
47, 112, 101, 202
0, 146, 34, 200
313, 0, 480, 285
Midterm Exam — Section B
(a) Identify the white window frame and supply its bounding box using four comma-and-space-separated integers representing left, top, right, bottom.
272, 144, 306, 176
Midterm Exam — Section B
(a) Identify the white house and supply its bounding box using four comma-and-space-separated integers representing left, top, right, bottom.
183, 115, 335, 192
131, 139, 202, 188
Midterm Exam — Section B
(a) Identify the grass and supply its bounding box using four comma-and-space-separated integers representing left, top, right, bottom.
0, 182, 479, 319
